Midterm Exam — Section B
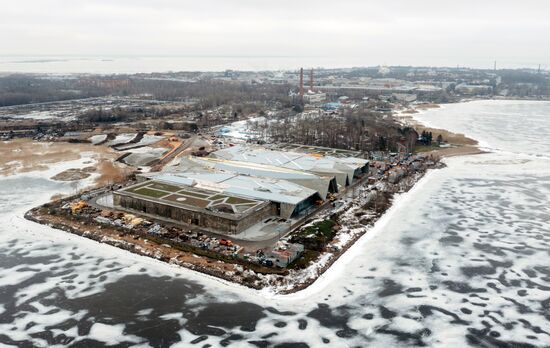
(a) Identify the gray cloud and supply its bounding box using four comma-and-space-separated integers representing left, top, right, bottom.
1, 0, 549, 68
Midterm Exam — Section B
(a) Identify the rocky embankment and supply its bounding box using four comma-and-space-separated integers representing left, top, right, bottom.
25, 158, 444, 294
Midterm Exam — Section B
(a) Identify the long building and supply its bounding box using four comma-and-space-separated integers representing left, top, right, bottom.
210, 145, 369, 188
175, 156, 338, 199
113, 180, 273, 234
147, 172, 321, 219
114, 144, 369, 236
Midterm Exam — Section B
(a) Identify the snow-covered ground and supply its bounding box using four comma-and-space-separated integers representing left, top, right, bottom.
105, 133, 137, 147
115, 134, 164, 150
2, 110, 63, 120
89, 134, 107, 145
217, 116, 266, 140
121, 146, 168, 167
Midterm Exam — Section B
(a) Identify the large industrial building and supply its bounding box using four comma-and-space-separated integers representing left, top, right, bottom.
175, 156, 337, 199
114, 145, 369, 237
113, 180, 274, 234
210, 145, 369, 187
151, 172, 321, 219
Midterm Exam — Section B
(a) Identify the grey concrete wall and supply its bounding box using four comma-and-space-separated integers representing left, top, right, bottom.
113, 193, 274, 235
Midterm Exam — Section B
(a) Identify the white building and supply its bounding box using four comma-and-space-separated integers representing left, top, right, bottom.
303, 91, 326, 104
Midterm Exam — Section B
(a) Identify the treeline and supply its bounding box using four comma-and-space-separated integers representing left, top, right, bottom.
251, 108, 413, 152
125, 79, 292, 109
496, 70, 550, 97
0, 74, 294, 111
80, 105, 192, 124
0, 75, 107, 107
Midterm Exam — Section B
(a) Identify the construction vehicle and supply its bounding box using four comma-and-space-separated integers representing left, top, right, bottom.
70, 201, 87, 214
121, 213, 143, 226
219, 239, 233, 247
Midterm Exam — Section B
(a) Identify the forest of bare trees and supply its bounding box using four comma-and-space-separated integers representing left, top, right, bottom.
0, 75, 294, 109
249, 108, 417, 152
127, 79, 292, 109
0, 75, 106, 106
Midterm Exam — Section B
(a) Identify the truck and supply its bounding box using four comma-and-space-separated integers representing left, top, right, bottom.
219, 239, 233, 247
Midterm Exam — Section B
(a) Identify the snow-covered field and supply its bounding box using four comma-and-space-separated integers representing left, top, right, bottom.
2, 110, 63, 120
218, 117, 266, 140
1, 100, 550, 347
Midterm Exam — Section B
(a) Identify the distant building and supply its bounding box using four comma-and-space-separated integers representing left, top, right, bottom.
303, 91, 327, 104
392, 93, 417, 102
267, 242, 304, 267
338, 96, 350, 104
322, 102, 341, 112
378, 66, 391, 75
455, 83, 493, 95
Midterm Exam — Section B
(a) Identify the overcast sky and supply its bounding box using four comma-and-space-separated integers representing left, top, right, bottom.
1, 0, 549, 69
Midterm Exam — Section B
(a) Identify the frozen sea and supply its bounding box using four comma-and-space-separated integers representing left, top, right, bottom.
1, 100, 550, 347
0, 56, 366, 75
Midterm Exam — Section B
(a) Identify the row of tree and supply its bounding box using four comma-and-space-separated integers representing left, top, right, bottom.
419, 130, 444, 146
249, 108, 414, 152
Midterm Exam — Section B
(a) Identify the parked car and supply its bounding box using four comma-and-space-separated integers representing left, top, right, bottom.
260, 259, 274, 267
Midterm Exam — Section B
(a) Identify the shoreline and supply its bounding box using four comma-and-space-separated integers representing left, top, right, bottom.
396, 102, 487, 159
16, 100, 492, 296
274, 164, 441, 300
24, 162, 440, 295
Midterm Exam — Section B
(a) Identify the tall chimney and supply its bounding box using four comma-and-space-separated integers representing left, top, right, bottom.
299, 68, 304, 103
309, 68, 314, 92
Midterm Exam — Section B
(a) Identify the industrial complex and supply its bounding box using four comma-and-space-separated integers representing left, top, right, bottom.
113, 145, 369, 237
18, 64, 455, 288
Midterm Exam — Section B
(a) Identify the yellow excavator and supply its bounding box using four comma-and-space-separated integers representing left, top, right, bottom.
70, 201, 87, 214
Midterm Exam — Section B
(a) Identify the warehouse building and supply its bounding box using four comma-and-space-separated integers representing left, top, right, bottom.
148, 172, 321, 219
114, 144, 368, 237
175, 156, 338, 199
210, 145, 369, 188
113, 180, 273, 234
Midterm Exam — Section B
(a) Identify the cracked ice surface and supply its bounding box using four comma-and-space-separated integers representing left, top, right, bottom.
0, 100, 550, 347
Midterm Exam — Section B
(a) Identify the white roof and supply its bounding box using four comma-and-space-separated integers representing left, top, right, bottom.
151, 172, 317, 205
174, 156, 333, 199
183, 156, 320, 180
211, 145, 368, 185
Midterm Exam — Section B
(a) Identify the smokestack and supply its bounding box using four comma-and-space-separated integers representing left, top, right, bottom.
310, 68, 314, 92
299, 68, 304, 103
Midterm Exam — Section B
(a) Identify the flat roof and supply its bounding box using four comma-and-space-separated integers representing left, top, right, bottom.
152, 172, 318, 206
117, 180, 266, 217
